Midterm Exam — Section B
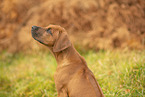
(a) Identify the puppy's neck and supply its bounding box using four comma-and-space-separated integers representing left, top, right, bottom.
49, 45, 86, 67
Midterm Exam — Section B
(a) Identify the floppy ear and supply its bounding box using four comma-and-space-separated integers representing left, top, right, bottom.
53, 31, 71, 52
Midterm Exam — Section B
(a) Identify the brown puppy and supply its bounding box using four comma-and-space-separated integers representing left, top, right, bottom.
31, 25, 104, 97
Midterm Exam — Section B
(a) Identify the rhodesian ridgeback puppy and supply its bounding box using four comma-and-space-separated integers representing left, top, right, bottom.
31, 25, 104, 97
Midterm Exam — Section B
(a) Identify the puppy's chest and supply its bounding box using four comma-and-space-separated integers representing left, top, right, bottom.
54, 65, 79, 89
54, 67, 74, 83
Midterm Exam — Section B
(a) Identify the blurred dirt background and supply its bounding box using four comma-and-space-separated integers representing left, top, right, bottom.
0, 0, 145, 52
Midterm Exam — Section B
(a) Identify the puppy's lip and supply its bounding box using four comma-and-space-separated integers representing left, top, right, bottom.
32, 36, 49, 46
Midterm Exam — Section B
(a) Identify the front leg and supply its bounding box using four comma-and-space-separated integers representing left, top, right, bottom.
57, 88, 68, 97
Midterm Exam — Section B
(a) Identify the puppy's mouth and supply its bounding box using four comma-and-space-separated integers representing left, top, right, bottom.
31, 30, 49, 46
31, 32, 42, 43
31, 30, 38, 38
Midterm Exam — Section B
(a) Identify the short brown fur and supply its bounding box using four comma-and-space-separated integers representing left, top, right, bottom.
31, 25, 104, 97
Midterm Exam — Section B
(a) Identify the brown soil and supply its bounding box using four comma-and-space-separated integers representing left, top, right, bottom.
0, 0, 145, 52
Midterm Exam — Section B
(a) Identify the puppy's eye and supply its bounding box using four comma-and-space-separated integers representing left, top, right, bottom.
46, 28, 52, 36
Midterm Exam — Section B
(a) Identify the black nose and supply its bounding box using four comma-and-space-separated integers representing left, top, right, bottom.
32, 26, 39, 31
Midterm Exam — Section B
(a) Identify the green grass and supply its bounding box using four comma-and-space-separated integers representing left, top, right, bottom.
0, 50, 144, 97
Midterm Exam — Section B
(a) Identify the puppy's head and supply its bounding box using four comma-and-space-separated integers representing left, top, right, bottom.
31, 25, 71, 52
